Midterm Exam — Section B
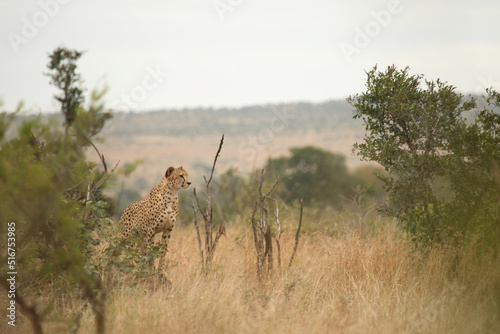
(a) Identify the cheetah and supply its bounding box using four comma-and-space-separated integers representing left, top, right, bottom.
119, 166, 191, 258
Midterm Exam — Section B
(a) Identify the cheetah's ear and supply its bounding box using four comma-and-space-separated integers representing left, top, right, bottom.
165, 166, 175, 178
178, 166, 183, 170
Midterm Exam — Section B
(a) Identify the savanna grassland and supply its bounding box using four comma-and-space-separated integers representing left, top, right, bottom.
3, 50, 499, 334
7, 213, 500, 334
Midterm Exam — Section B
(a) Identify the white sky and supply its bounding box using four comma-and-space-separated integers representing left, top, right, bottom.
1, 0, 499, 112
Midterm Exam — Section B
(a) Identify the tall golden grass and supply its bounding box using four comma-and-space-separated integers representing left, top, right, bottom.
8, 219, 500, 334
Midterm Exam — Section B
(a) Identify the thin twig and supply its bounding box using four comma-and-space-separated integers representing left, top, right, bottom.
90, 160, 120, 197
265, 175, 280, 198
250, 202, 260, 255
209, 224, 226, 261
274, 199, 282, 270
250, 202, 262, 281
258, 169, 264, 198
205, 135, 224, 263
206, 134, 225, 194
265, 223, 273, 274
191, 192, 204, 267
192, 188, 208, 222
288, 198, 304, 269
191, 135, 225, 267
251, 169, 280, 280
82, 136, 108, 172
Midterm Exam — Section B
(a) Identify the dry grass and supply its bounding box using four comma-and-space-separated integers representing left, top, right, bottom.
8, 220, 500, 334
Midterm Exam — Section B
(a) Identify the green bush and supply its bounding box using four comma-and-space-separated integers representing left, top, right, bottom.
348, 65, 500, 248
0, 47, 113, 334
264, 146, 383, 207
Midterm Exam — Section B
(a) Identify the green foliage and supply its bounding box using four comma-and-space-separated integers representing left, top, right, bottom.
0, 104, 109, 331
444, 88, 500, 247
349, 65, 500, 247
194, 148, 385, 227
73, 87, 113, 143
264, 146, 380, 207
99, 236, 166, 282
109, 159, 145, 217
115, 188, 142, 215
210, 167, 256, 219
174, 168, 257, 226
45, 47, 86, 127
0, 48, 115, 333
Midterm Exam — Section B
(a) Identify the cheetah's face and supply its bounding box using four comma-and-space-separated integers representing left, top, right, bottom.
165, 166, 191, 190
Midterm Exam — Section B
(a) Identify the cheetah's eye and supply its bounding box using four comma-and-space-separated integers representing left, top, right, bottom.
180, 175, 185, 179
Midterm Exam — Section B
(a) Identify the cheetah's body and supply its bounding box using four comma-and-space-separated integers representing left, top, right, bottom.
119, 166, 191, 245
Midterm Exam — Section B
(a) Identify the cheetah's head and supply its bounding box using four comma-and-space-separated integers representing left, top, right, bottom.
165, 166, 191, 190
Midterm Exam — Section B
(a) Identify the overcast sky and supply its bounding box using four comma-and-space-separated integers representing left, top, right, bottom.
1, 0, 499, 112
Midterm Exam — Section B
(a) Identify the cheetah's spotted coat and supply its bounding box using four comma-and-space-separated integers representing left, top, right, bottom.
119, 166, 191, 247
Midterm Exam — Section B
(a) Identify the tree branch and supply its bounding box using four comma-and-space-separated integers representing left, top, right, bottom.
288, 198, 304, 269
190, 192, 205, 267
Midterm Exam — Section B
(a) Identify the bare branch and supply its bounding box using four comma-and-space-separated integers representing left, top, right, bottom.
250, 202, 259, 251
192, 188, 208, 222
250, 169, 280, 280
82, 135, 108, 172
265, 175, 280, 198
258, 169, 264, 198
190, 135, 226, 268
250, 202, 261, 280
190, 192, 204, 267
89, 160, 120, 199
208, 224, 226, 261
206, 134, 224, 192
288, 198, 304, 269
274, 199, 282, 270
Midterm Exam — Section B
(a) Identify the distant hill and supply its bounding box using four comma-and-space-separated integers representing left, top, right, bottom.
7, 100, 368, 194
107, 99, 359, 137
94, 100, 367, 192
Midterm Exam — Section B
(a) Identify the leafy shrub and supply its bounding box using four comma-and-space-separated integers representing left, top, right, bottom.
349, 65, 500, 248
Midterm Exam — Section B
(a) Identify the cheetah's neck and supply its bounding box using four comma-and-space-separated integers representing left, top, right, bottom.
155, 178, 180, 198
